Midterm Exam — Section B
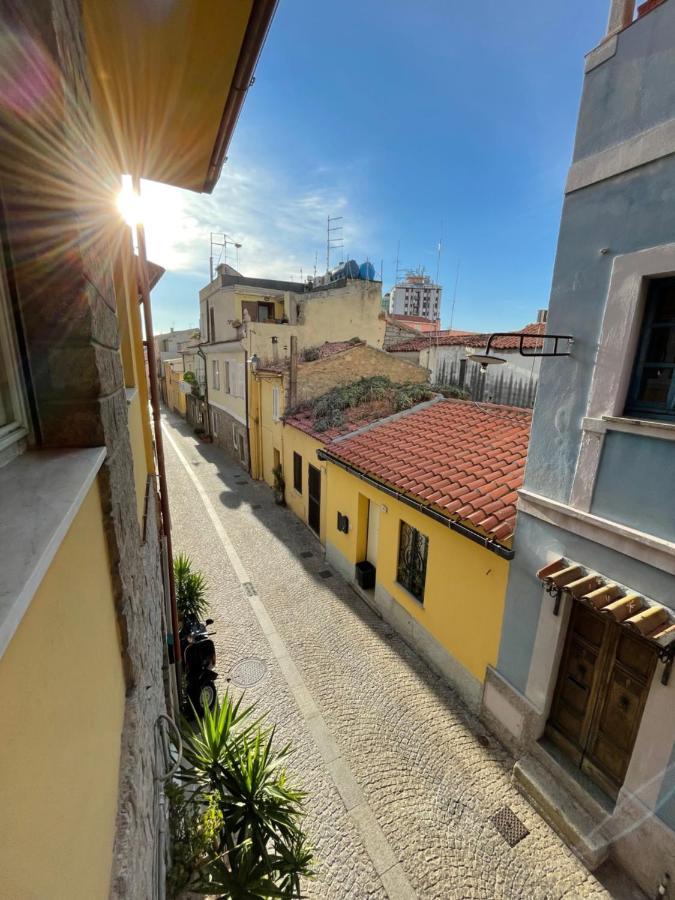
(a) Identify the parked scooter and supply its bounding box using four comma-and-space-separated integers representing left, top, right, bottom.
180, 615, 218, 715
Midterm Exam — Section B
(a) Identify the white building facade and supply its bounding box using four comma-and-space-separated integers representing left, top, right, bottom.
390, 273, 441, 321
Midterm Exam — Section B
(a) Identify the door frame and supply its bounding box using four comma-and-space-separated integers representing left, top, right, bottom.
546, 602, 657, 799
307, 464, 321, 536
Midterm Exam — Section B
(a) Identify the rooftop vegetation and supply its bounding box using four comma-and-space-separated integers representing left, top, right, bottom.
289, 375, 438, 433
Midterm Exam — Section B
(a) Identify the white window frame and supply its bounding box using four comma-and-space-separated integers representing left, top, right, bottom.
570, 242, 675, 511
272, 385, 280, 421
212, 359, 220, 391
0, 250, 28, 454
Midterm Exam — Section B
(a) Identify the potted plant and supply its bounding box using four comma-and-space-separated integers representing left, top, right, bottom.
173, 553, 208, 624
272, 463, 285, 506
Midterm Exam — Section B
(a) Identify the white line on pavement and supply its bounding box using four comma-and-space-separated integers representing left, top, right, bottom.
162, 420, 417, 900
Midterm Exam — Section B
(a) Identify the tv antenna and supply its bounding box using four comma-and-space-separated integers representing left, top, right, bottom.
326, 215, 344, 271
210, 233, 242, 281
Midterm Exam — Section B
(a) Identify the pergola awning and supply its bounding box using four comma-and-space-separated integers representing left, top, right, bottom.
537, 557, 675, 683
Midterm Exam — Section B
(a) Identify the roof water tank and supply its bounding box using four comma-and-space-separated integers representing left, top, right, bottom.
359, 261, 375, 281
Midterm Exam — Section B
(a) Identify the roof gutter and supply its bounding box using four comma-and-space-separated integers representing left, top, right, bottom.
204, 0, 279, 193
317, 450, 515, 561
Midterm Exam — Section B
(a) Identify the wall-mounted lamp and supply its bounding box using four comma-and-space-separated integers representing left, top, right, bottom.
249, 353, 259, 371
467, 332, 575, 373
337, 512, 349, 533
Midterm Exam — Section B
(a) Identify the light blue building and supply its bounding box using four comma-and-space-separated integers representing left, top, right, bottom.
481, 0, 675, 894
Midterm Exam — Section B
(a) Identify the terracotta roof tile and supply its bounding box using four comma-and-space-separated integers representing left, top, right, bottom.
387, 322, 546, 354
324, 399, 531, 544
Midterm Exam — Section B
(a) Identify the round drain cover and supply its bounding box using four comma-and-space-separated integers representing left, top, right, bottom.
230, 657, 268, 688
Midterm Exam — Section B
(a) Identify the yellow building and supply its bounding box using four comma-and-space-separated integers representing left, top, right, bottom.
249, 342, 430, 542
200, 270, 388, 467
0, 1, 277, 897
164, 357, 188, 417
319, 399, 531, 710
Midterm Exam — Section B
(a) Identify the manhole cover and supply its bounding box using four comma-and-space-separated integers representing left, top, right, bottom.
490, 807, 529, 847
476, 733, 490, 748
230, 658, 268, 688
300, 551, 313, 559
318, 570, 333, 579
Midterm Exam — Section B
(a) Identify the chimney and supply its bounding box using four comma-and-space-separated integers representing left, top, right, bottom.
607, 0, 634, 33
536, 309, 548, 324
289, 335, 298, 409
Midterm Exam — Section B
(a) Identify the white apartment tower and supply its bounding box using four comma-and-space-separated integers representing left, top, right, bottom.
390, 272, 442, 321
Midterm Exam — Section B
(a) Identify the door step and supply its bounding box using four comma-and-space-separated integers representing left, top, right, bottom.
513, 755, 610, 870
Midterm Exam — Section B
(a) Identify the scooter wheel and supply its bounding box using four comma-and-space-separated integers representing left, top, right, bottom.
197, 682, 217, 712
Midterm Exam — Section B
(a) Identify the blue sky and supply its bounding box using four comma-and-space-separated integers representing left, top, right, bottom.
148, 0, 608, 334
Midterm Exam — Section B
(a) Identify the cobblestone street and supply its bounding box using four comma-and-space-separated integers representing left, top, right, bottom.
162, 412, 633, 900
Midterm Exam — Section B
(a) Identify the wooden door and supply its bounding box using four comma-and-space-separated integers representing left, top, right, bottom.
308, 465, 321, 535
366, 502, 380, 566
546, 604, 656, 799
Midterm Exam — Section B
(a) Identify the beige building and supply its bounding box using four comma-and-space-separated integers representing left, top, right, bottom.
249, 341, 429, 539
200, 266, 386, 466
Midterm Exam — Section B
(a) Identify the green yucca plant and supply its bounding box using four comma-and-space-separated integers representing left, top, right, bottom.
171, 694, 314, 899
174, 552, 209, 623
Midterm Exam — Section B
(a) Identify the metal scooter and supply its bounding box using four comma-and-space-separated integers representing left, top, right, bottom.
180, 615, 218, 715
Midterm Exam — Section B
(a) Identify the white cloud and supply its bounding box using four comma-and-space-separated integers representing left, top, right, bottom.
141, 159, 374, 284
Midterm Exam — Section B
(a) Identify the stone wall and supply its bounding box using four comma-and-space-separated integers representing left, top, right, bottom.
296, 344, 429, 404
383, 317, 420, 349
0, 2, 168, 897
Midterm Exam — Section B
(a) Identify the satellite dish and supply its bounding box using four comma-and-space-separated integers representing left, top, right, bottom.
467, 352, 507, 372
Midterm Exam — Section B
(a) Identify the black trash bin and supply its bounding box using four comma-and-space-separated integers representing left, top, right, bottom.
355, 560, 376, 590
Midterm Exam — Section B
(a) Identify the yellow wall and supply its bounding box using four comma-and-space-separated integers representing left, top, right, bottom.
324, 462, 510, 683
0, 478, 126, 900
254, 375, 284, 487
164, 360, 187, 417
283, 425, 327, 544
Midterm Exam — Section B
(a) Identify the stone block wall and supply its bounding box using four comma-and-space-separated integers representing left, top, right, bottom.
296, 344, 429, 404
0, 2, 169, 896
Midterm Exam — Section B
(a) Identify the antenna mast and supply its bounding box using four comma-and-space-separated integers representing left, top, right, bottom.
326, 215, 344, 271
210, 233, 242, 281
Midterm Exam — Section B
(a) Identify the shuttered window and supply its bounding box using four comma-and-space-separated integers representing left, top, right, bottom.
396, 521, 428, 604
293, 452, 302, 493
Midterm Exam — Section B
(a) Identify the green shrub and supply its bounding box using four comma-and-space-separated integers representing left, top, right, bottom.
174, 553, 209, 623
170, 694, 315, 899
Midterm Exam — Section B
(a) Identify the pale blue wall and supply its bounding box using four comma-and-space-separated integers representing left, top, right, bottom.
498, 512, 675, 692
591, 431, 675, 542
573, 1, 675, 160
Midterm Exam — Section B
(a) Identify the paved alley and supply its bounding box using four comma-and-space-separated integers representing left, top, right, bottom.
162, 411, 631, 900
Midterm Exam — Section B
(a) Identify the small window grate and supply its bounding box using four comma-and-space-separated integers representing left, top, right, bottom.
490, 807, 529, 847
241, 582, 257, 597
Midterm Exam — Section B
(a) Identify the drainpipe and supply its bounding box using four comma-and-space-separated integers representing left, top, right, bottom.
197, 345, 210, 437
133, 176, 182, 683
317, 449, 515, 561
244, 348, 253, 474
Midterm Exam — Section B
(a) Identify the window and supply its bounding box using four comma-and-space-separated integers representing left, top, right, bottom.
209, 306, 215, 343
211, 409, 218, 437
396, 521, 428, 603
272, 386, 280, 420
212, 359, 220, 391
293, 451, 302, 493
626, 277, 675, 420
224, 361, 230, 394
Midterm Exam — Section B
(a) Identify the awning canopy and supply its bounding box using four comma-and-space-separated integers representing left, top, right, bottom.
84, 0, 277, 193
537, 558, 675, 649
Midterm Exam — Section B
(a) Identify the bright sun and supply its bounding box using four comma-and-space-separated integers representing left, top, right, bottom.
115, 175, 190, 268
